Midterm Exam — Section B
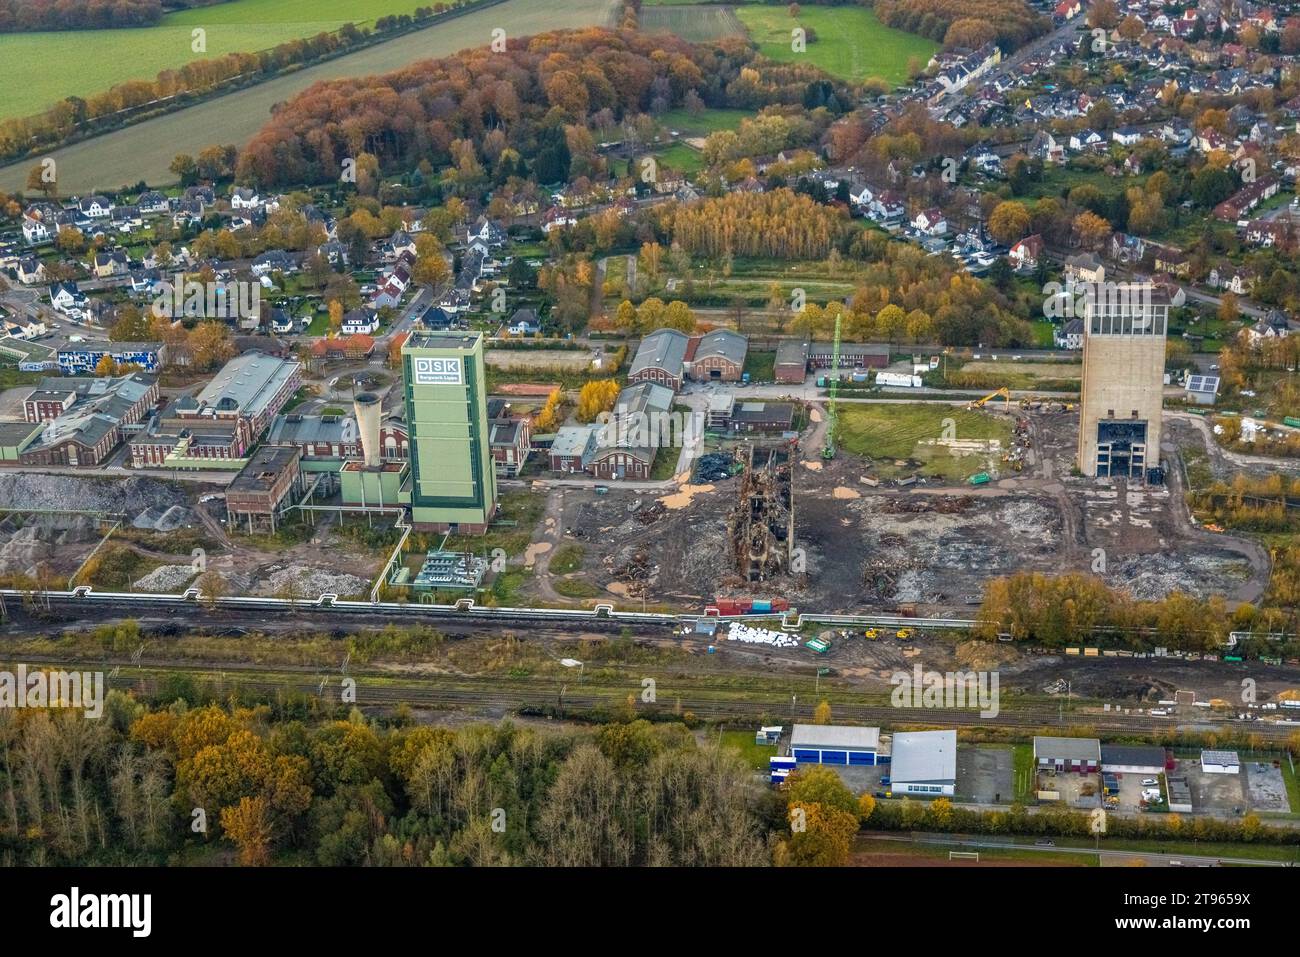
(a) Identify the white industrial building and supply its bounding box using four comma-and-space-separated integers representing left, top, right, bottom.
789, 724, 881, 766
1200, 750, 1240, 774
889, 729, 957, 797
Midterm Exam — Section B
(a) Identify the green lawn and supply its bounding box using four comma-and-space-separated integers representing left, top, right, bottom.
835, 404, 1014, 481
720, 729, 778, 771
655, 142, 705, 175
743, 350, 776, 383
733, 5, 937, 87
549, 544, 585, 575
658, 107, 752, 136
0, 0, 486, 120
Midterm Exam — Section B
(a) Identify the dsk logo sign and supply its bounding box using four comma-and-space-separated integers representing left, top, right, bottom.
413, 356, 463, 385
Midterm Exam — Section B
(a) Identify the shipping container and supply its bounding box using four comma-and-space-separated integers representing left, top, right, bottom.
752, 600, 773, 613
969, 472, 992, 486
1284, 417, 1300, 429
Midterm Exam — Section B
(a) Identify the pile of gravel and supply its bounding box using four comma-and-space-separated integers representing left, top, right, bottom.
133, 564, 198, 593
0, 474, 190, 515
261, 565, 370, 598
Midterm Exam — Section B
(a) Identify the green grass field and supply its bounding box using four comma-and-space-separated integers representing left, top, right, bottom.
0, 0, 614, 193
720, 729, 778, 770
657, 107, 752, 136
0, 0, 482, 121
836, 404, 1014, 480
733, 5, 937, 86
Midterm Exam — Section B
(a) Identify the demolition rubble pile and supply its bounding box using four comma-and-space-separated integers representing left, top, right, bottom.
725, 621, 799, 648
728, 446, 795, 583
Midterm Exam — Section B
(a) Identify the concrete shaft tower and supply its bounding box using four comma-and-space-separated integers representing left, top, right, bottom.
401, 332, 498, 533
353, 391, 382, 468
1076, 283, 1169, 479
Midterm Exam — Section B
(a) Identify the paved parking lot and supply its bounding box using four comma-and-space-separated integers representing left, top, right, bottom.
1178, 760, 1248, 815
956, 746, 1013, 804
1245, 761, 1291, 813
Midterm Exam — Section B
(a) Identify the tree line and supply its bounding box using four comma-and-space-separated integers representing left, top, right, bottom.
871, 0, 1050, 50
0, 701, 774, 867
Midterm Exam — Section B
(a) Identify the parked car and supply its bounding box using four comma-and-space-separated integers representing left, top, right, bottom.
1141, 778, 1159, 786
1034, 839, 1055, 847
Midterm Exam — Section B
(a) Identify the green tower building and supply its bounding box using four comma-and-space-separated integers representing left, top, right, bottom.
401, 332, 498, 533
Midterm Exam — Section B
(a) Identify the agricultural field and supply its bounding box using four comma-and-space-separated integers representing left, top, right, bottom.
0, 0, 486, 121
835, 403, 1014, 481
0, 0, 617, 194
733, 4, 937, 86
639, 4, 746, 42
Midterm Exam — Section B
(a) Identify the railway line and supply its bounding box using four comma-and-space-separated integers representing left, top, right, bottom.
60, 658, 1299, 741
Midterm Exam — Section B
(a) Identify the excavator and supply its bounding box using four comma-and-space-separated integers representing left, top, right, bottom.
968, 387, 1012, 412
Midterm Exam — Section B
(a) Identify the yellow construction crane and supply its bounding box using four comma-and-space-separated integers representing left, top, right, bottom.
968, 387, 1011, 411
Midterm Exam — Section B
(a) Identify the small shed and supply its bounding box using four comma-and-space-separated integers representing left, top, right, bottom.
1200, 750, 1240, 774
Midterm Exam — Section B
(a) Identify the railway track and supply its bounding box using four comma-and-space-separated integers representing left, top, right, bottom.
86, 661, 1300, 740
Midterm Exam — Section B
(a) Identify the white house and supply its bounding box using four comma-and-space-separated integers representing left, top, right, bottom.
77, 195, 113, 219
16, 257, 45, 285
1112, 126, 1143, 146
21, 215, 52, 245
912, 207, 948, 236
49, 281, 88, 316
341, 309, 380, 336
230, 188, 262, 210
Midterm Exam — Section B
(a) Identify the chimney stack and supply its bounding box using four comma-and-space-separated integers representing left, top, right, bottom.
353, 392, 382, 468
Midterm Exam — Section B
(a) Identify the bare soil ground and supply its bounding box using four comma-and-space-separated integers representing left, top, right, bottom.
530, 405, 1267, 615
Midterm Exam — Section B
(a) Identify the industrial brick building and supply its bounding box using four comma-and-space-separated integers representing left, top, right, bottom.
169, 352, 301, 458
628, 328, 749, 390
1034, 736, 1100, 773
225, 445, 304, 533
774, 340, 890, 383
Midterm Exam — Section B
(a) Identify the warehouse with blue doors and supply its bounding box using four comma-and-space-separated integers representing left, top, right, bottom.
789, 724, 882, 766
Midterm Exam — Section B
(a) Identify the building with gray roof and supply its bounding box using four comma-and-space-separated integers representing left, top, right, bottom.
890, 729, 957, 796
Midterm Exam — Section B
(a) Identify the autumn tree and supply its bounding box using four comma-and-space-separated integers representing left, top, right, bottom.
988, 201, 1032, 245
221, 795, 273, 866
812, 699, 833, 725
576, 380, 620, 423
534, 389, 563, 432
1087, 0, 1120, 29
1073, 210, 1113, 249
188, 321, 236, 372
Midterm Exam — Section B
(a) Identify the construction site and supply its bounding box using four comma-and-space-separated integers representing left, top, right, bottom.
507, 384, 1270, 617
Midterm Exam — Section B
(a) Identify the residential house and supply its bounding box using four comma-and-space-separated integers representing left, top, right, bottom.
1009, 234, 1044, 269
912, 207, 948, 236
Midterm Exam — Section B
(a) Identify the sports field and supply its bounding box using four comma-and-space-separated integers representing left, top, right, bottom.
0, 0, 486, 121
0, 0, 616, 194
733, 4, 937, 86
